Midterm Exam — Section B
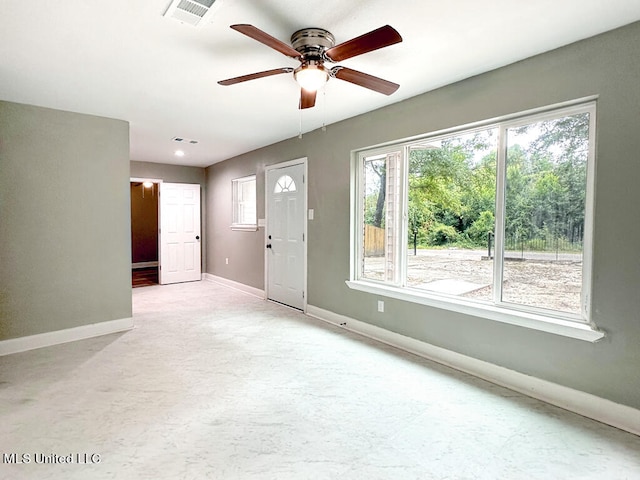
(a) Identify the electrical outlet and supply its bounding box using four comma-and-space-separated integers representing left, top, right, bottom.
377, 300, 384, 313
225, 258, 229, 265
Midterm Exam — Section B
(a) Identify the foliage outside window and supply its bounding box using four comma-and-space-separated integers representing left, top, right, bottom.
232, 175, 257, 231
354, 102, 596, 323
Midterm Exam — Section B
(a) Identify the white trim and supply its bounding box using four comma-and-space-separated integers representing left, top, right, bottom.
231, 174, 257, 230
581, 106, 598, 320
230, 224, 258, 232
345, 280, 604, 342
204, 273, 265, 299
265, 157, 309, 171
0, 317, 134, 356
306, 305, 640, 437
494, 123, 508, 302
132, 261, 158, 269
130, 177, 163, 184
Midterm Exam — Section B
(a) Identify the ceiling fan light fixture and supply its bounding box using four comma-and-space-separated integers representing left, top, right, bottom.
219, 24, 403, 109
294, 64, 328, 92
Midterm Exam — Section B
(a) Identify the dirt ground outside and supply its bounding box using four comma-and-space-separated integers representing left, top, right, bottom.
363, 248, 583, 315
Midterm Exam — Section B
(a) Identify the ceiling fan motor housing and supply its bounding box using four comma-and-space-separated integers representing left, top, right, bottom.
291, 28, 335, 62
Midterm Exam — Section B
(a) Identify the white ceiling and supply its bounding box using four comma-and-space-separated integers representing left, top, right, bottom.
2, 0, 640, 168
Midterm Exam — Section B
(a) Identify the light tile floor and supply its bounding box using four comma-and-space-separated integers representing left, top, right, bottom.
1, 280, 640, 479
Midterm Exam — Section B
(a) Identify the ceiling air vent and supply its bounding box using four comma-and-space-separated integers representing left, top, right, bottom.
172, 136, 199, 144
164, 0, 220, 27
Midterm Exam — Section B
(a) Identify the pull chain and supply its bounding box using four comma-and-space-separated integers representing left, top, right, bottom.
322, 87, 327, 132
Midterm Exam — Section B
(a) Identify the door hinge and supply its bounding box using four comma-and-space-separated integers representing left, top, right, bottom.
302, 291, 305, 299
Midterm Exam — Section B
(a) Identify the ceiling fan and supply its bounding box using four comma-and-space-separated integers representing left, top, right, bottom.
218, 24, 402, 109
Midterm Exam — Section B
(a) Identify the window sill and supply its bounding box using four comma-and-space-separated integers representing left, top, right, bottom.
230, 224, 258, 232
345, 280, 604, 342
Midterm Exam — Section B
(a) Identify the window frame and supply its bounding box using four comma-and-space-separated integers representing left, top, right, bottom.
347, 99, 603, 342
231, 174, 257, 231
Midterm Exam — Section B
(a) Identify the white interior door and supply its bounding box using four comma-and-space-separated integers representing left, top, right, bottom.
160, 182, 201, 284
266, 162, 306, 310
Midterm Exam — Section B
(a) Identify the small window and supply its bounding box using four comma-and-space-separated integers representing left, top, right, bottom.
274, 175, 296, 193
231, 175, 257, 231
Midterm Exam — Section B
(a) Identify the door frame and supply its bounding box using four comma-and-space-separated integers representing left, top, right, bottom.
130, 177, 163, 275
264, 158, 308, 312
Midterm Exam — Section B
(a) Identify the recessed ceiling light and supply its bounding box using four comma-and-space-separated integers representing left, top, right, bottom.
175, 150, 185, 157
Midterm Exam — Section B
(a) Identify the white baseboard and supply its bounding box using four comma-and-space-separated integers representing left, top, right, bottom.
0, 317, 134, 356
306, 305, 640, 437
203, 273, 265, 299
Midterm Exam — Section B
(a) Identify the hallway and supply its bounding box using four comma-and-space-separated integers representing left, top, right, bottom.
132, 267, 158, 288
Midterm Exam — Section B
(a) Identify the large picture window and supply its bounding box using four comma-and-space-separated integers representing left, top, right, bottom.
351, 101, 596, 327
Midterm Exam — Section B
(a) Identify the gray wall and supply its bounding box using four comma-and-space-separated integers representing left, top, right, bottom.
0, 102, 131, 340
206, 156, 266, 289
205, 22, 640, 409
130, 160, 205, 186
130, 160, 207, 274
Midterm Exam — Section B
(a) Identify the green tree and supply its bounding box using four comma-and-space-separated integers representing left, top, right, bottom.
509, 112, 589, 247
462, 151, 496, 234
467, 210, 495, 243
363, 159, 386, 228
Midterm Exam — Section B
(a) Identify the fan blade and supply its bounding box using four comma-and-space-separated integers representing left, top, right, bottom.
331, 67, 399, 95
218, 68, 294, 86
299, 88, 317, 109
324, 25, 402, 62
230, 24, 301, 59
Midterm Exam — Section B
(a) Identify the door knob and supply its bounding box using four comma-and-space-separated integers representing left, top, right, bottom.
266, 244, 272, 249
196, 235, 200, 240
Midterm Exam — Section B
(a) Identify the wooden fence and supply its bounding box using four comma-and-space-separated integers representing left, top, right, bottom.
364, 224, 385, 256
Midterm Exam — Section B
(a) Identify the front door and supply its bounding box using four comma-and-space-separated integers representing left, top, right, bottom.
160, 182, 201, 284
266, 161, 306, 310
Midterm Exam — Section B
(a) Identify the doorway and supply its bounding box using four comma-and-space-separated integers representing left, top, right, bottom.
130, 180, 160, 287
265, 159, 307, 310
130, 179, 202, 287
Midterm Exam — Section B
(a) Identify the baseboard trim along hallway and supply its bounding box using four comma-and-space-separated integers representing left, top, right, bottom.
306, 304, 640, 437
0, 317, 134, 356
204, 273, 265, 299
